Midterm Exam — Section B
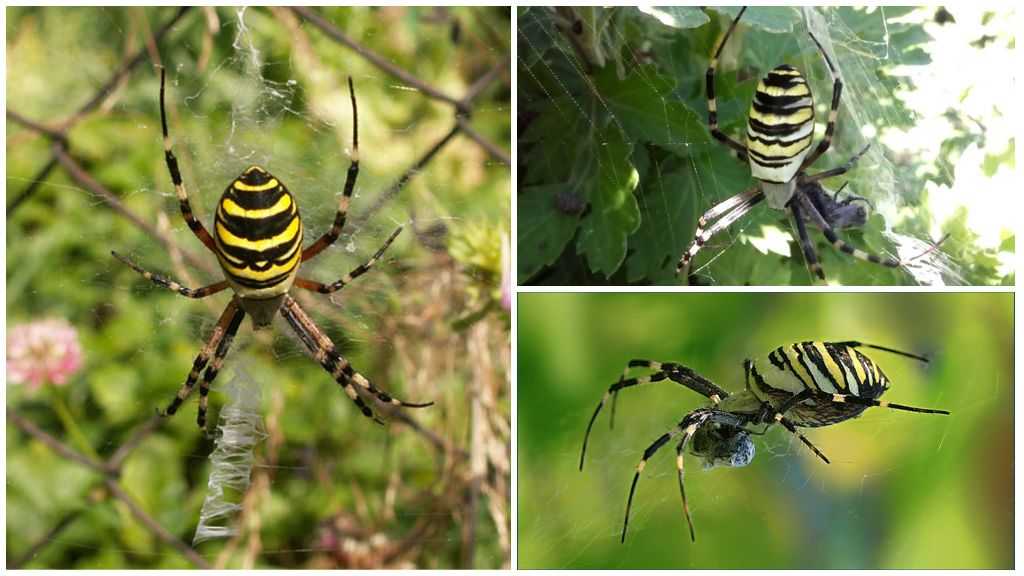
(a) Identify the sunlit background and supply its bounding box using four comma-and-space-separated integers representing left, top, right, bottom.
518, 293, 1011, 569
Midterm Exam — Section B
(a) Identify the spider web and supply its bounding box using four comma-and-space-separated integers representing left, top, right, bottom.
519, 6, 1013, 285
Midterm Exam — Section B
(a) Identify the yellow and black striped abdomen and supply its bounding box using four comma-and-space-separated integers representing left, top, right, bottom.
214, 166, 303, 299
746, 65, 815, 184
752, 341, 889, 426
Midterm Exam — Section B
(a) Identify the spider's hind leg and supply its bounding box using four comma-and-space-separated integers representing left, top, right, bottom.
162, 299, 246, 429
278, 295, 432, 424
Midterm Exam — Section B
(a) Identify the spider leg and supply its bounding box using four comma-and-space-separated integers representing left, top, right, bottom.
831, 181, 874, 210
622, 408, 750, 543
674, 437, 696, 542
622, 425, 675, 543
788, 198, 828, 285
676, 185, 764, 281
706, 6, 750, 161
823, 393, 950, 415
828, 341, 929, 363
580, 360, 729, 471
195, 304, 246, 429
798, 29, 843, 172
159, 67, 218, 254
775, 416, 831, 464
293, 226, 403, 294
279, 295, 432, 425
162, 298, 244, 423
797, 192, 900, 268
802, 144, 871, 183
744, 362, 831, 461
609, 360, 730, 429
112, 251, 229, 298
771, 387, 948, 459
302, 77, 360, 262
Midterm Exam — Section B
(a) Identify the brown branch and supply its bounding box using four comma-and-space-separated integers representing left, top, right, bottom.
7, 155, 60, 215
290, 7, 464, 110
105, 479, 211, 568
354, 124, 462, 225
65, 7, 191, 128
461, 56, 510, 108
391, 410, 468, 461
6, 7, 191, 217
51, 143, 214, 274
107, 413, 164, 471
6, 110, 67, 141
8, 508, 85, 568
456, 116, 511, 166
6, 408, 109, 476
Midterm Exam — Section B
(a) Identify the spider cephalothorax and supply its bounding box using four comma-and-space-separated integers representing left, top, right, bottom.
113, 68, 430, 429
676, 7, 905, 285
579, 340, 949, 542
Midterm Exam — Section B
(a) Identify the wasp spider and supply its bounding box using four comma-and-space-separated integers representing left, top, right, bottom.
113, 68, 432, 429
579, 341, 950, 542
677, 7, 906, 285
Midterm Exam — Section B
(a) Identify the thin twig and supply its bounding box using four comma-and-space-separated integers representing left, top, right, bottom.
6, 110, 67, 141
354, 124, 462, 225
51, 143, 214, 274
105, 479, 212, 568
290, 7, 463, 110
5, 7, 191, 215
65, 7, 191, 128
7, 155, 60, 214
6, 408, 109, 476
461, 56, 510, 108
391, 411, 468, 461
107, 413, 164, 471
456, 116, 511, 166
8, 507, 85, 569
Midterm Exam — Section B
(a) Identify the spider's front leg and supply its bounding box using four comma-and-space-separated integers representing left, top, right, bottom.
579, 359, 730, 471
675, 184, 764, 283
112, 251, 228, 298
302, 77, 361, 262
293, 225, 403, 294
622, 408, 751, 543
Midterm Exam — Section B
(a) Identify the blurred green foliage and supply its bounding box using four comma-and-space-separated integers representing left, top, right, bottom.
7, 6, 509, 569
518, 6, 1014, 285
518, 293, 1012, 568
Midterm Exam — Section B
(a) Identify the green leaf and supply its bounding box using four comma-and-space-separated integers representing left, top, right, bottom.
518, 185, 582, 281
626, 143, 753, 284
624, 167, 696, 283
594, 65, 708, 154
576, 128, 640, 276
